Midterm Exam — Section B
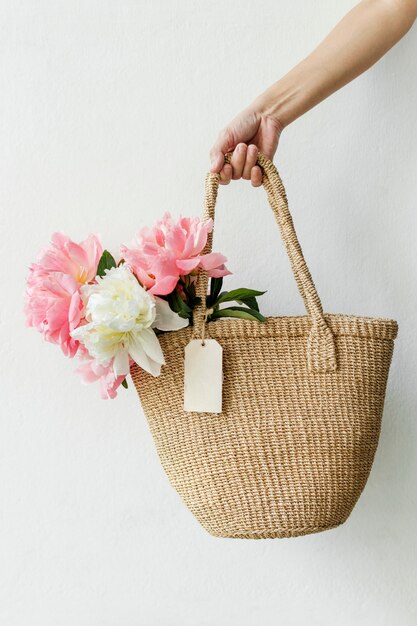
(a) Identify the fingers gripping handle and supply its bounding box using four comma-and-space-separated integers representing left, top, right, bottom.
193, 151, 337, 373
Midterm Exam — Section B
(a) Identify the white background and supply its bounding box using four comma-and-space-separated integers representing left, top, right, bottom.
1, 1, 416, 624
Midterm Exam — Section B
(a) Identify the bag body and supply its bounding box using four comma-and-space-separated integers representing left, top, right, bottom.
131, 153, 398, 539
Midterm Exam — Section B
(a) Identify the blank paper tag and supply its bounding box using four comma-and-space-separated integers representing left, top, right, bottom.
184, 339, 223, 413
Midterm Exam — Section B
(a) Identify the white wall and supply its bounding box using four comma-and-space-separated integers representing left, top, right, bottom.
1, 1, 416, 624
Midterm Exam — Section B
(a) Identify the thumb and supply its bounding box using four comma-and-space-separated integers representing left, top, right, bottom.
209, 129, 235, 173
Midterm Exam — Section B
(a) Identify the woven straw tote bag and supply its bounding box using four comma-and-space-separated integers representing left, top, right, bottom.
131, 151, 398, 539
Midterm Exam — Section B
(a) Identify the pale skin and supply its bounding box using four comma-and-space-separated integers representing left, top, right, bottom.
209, 0, 417, 186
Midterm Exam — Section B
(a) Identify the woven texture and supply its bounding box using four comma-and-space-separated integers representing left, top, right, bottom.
131, 152, 398, 539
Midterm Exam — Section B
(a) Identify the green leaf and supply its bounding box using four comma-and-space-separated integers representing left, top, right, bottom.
182, 279, 201, 310
210, 306, 266, 322
235, 295, 260, 311
215, 288, 266, 306
211, 277, 223, 301
187, 295, 201, 311
97, 250, 117, 277
167, 288, 192, 319
121, 378, 128, 389
206, 277, 223, 307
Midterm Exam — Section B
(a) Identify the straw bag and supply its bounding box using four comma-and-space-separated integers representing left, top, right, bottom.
131, 152, 398, 539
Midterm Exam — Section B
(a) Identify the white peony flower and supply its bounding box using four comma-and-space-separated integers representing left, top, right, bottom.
70, 265, 188, 377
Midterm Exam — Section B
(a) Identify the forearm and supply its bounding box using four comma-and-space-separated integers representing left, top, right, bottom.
257, 0, 417, 127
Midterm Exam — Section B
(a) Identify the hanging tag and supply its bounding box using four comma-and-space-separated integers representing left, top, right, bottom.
184, 339, 223, 413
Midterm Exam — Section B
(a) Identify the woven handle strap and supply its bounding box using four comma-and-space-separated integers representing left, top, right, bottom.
192, 151, 337, 373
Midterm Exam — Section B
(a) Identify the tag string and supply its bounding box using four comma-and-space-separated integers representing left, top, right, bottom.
200, 308, 214, 346
201, 320, 206, 346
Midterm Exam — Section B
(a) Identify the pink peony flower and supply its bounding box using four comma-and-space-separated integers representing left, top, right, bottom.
120, 212, 231, 295
74, 346, 128, 400
24, 232, 103, 357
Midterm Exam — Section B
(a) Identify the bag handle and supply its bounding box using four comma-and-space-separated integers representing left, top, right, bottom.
192, 151, 337, 373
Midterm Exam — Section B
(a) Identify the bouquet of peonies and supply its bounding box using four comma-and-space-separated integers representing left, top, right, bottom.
24, 212, 266, 399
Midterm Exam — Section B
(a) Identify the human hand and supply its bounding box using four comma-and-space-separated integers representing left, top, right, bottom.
209, 100, 283, 186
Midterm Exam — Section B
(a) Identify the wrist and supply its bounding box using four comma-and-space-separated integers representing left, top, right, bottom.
253, 64, 321, 130
252, 85, 290, 130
